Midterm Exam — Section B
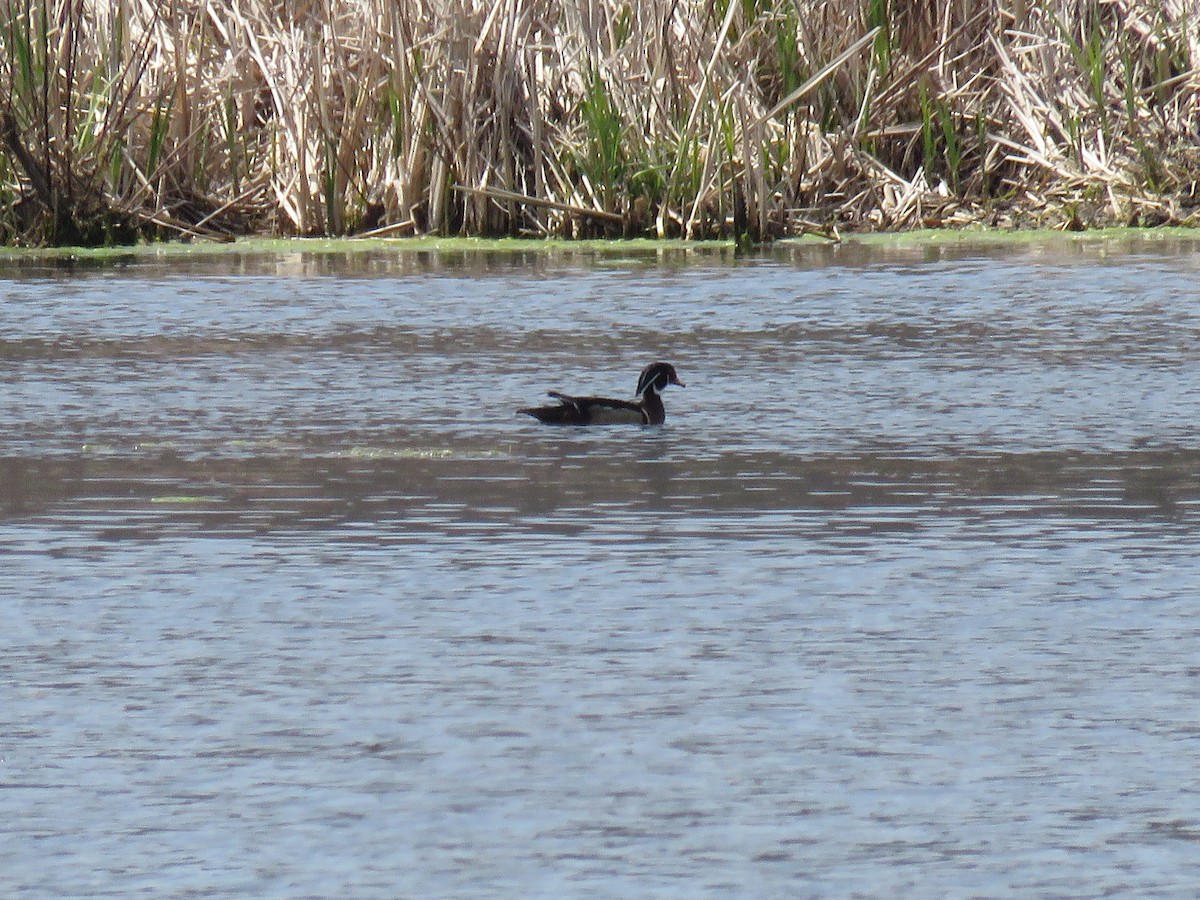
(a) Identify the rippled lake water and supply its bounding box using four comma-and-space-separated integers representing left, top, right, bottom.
4, 237, 1200, 896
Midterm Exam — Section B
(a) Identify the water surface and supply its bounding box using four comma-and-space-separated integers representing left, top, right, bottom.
3, 238, 1200, 896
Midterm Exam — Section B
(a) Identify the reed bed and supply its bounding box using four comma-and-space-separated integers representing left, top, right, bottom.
1, 0, 1198, 245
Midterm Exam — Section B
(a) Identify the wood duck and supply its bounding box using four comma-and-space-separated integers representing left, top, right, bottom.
519, 362, 685, 425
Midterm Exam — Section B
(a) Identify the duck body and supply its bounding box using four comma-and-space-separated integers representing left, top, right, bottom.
525, 392, 659, 426
520, 362, 684, 426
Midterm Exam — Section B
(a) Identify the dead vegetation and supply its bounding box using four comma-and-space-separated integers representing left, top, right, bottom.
1, 0, 1198, 245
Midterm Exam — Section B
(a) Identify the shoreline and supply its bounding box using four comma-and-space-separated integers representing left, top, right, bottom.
1, 226, 1199, 263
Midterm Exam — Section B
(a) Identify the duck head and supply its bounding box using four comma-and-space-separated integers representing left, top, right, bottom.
635, 362, 685, 396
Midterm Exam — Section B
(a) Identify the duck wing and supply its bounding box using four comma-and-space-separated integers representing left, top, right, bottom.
573, 397, 647, 425
520, 392, 646, 425
519, 391, 587, 425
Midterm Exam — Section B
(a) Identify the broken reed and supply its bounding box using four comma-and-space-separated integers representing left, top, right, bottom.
1, 0, 1198, 246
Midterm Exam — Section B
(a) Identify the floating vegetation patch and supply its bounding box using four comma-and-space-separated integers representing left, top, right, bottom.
336, 447, 512, 461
